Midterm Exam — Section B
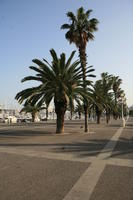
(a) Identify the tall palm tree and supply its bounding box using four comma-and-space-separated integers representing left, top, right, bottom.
61, 7, 99, 132
16, 49, 92, 133
112, 76, 122, 105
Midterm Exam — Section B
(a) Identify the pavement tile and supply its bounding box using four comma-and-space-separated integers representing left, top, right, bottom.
112, 122, 133, 160
0, 152, 89, 200
90, 164, 133, 200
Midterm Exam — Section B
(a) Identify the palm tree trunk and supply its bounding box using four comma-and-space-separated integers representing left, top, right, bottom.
56, 112, 65, 133
70, 110, 73, 120
78, 111, 81, 119
84, 103, 88, 131
96, 111, 101, 124
32, 113, 35, 122
46, 106, 48, 121
96, 107, 101, 124
106, 115, 109, 124
79, 45, 88, 132
113, 93, 118, 120
115, 93, 117, 106
54, 98, 67, 134
97, 114, 101, 124
106, 110, 110, 124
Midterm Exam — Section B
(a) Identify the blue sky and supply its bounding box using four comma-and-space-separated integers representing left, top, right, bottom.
0, 0, 133, 108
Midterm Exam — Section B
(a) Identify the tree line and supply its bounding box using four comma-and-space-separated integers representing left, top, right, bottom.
15, 7, 128, 133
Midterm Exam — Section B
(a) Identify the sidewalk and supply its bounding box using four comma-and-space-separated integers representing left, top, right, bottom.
0, 118, 132, 200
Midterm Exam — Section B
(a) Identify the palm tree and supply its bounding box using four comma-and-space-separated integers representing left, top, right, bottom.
91, 73, 114, 124
61, 7, 98, 132
74, 102, 84, 119
67, 86, 81, 120
100, 73, 114, 123
112, 76, 122, 103
20, 104, 45, 122
15, 49, 91, 133
92, 80, 105, 124
91, 73, 126, 124
111, 76, 123, 119
67, 86, 85, 120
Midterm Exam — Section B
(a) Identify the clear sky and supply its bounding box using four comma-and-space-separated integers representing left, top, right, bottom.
0, 0, 133, 108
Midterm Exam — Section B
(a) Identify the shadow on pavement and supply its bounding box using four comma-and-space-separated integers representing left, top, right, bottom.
1, 137, 133, 158
0, 119, 133, 158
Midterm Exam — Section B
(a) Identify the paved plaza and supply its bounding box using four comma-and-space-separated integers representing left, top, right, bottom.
0, 118, 133, 200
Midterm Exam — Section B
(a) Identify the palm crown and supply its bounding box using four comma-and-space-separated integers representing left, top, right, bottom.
15, 49, 94, 133
20, 104, 45, 122
61, 7, 99, 48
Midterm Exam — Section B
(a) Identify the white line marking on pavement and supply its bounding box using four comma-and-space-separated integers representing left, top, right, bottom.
98, 127, 123, 159
107, 158, 133, 168
0, 147, 95, 163
63, 162, 105, 200
62, 126, 124, 200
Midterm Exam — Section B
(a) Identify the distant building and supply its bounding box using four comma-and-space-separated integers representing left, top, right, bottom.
0, 106, 18, 123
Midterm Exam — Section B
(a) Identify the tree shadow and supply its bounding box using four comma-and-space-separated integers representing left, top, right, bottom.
111, 136, 133, 159
1, 136, 132, 158
0, 130, 55, 137
0, 139, 111, 157
0, 125, 133, 159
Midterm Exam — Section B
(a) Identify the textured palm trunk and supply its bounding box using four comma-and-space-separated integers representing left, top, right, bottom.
114, 93, 118, 120
79, 45, 88, 132
84, 103, 88, 131
97, 114, 101, 124
113, 112, 118, 120
56, 112, 65, 133
106, 115, 109, 124
46, 106, 48, 121
70, 110, 73, 120
31, 112, 36, 122
54, 98, 67, 134
96, 106, 102, 124
115, 94, 117, 106
78, 111, 81, 119
106, 110, 110, 124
